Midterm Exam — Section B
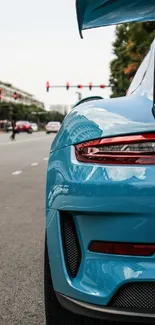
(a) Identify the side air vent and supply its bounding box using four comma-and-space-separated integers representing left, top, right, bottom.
60, 212, 81, 278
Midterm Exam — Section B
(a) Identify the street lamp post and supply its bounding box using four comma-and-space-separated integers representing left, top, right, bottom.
75, 92, 82, 101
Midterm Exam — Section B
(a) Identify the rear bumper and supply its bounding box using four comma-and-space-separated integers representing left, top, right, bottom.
57, 293, 155, 323
46, 146, 155, 309
47, 209, 155, 307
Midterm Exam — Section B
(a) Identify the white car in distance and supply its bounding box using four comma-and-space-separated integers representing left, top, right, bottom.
45, 121, 61, 134
30, 123, 38, 132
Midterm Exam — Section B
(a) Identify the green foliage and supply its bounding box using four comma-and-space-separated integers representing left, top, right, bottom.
110, 22, 155, 98
46, 110, 66, 123
0, 102, 66, 124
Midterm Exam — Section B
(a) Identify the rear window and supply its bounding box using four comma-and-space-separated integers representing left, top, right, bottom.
127, 41, 154, 99
127, 51, 150, 96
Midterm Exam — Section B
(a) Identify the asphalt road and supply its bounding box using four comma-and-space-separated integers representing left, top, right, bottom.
0, 131, 55, 325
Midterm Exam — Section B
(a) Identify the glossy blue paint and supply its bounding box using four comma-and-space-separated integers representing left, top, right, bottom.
46, 40, 155, 308
47, 146, 155, 223
51, 40, 155, 153
76, 0, 155, 37
51, 94, 155, 153
46, 145, 155, 305
46, 210, 155, 305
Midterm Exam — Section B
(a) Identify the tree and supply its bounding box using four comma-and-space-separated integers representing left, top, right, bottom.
0, 102, 66, 127
110, 22, 155, 98
46, 110, 66, 123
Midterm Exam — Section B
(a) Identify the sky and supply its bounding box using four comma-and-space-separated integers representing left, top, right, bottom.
0, 0, 116, 109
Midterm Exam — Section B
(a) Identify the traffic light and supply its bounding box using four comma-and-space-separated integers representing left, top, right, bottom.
13, 92, 18, 100
89, 82, 92, 90
46, 81, 50, 92
66, 82, 70, 90
77, 84, 83, 89
100, 84, 106, 89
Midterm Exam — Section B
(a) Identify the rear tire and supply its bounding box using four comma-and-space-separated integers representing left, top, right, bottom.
44, 235, 96, 325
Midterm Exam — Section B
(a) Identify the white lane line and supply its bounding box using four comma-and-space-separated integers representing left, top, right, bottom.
0, 136, 53, 146
31, 162, 39, 167
12, 171, 22, 175
43, 157, 48, 161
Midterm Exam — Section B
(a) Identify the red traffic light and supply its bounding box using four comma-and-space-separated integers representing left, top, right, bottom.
77, 84, 83, 89
46, 81, 50, 92
66, 82, 70, 90
100, 84, 106, 89
13, 92, 18, 100
89, 82, 92, 90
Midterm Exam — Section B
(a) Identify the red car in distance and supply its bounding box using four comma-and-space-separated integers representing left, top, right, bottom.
16, 121, 33, 134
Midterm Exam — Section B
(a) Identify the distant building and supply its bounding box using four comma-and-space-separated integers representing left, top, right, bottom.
0, 81, 44, 109
49, 104, 71, 115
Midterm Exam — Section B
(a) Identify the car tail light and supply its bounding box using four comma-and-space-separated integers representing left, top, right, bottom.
89, 241, 155, 256
75, 133, 155, 165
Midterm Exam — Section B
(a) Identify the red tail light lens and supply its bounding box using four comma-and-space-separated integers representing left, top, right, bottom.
89, 241, 155, 256
75, 133, 155, 165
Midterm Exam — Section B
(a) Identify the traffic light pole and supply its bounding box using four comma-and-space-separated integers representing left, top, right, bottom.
47, 85, 110, 89
9, 91, 18, 139
46, 82, 110, 92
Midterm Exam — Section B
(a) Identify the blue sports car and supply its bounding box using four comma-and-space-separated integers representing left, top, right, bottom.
45, 1, 155, 324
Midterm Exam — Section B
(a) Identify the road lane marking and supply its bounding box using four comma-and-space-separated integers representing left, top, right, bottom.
12, 171, 22, 175
31, 162, 39, 166
43, 157, 48, 161
0, 135, 54, 146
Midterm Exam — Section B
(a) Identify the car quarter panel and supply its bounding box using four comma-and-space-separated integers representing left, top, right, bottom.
46, 145, 155, 305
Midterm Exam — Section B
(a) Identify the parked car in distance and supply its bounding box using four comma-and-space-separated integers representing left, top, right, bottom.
5, 122, 12, 132
45, 121, 61, 134
30, 123, 38, 132
16, 121, 33, 134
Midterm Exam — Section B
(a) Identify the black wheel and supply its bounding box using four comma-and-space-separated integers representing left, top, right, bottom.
44, 236, 96, 325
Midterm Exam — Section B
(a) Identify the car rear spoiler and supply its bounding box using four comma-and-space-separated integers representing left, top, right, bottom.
73, 96, 104, 108
76, 0, 155, 38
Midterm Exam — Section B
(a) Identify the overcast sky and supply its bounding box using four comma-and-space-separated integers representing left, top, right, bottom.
0, 0, 116, 108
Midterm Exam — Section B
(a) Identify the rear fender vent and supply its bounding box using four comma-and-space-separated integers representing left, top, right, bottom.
109, 282, 155, 310
60, 212, 81, 278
